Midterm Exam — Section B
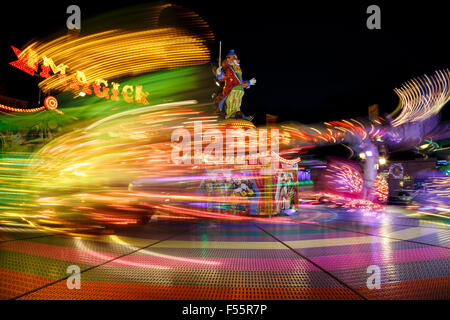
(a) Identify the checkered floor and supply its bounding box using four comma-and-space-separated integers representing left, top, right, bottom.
1, 206, 449, 299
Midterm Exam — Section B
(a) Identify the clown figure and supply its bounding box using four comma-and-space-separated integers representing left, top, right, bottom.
216, 49, 256, 120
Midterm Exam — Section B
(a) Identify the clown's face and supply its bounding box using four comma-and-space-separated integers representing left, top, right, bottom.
226, 54, 240, 67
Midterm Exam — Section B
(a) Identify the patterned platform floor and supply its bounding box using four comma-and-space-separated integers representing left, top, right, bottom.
0, 206, 449, 300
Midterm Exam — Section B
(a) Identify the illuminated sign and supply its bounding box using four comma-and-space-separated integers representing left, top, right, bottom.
9, 45, 149, 105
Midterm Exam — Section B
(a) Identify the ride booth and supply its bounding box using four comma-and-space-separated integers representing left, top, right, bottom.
197, 153, 300, 217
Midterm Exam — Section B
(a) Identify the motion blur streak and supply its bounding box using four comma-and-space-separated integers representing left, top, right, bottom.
416, 175, 450, 213
392, 69, 450, 126
21, 3, 214, 93
27, 28, 210, 93
22, 100, 212, 229
19, 97, 303, 231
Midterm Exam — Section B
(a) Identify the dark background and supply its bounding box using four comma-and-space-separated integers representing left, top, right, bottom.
0, 0, 448, 124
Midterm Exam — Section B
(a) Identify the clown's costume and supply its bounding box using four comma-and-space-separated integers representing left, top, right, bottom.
216, 49, 256, 120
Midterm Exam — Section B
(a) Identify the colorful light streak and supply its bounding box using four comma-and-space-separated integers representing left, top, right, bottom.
2, 94, 300, 231
325, 161, 363, 195
19, 7, 212, 95
392, 69, 450, 126
417, 176, 450, 213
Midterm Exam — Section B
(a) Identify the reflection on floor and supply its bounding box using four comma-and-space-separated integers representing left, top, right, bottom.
1, 206, 449, 300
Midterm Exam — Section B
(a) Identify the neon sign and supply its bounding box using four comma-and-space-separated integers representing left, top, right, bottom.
9, 45, 149, 105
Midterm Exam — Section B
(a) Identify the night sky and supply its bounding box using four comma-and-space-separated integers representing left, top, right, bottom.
1, 0, 448, 125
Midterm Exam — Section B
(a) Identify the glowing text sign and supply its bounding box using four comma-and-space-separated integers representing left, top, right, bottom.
9, 45, 149, 105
